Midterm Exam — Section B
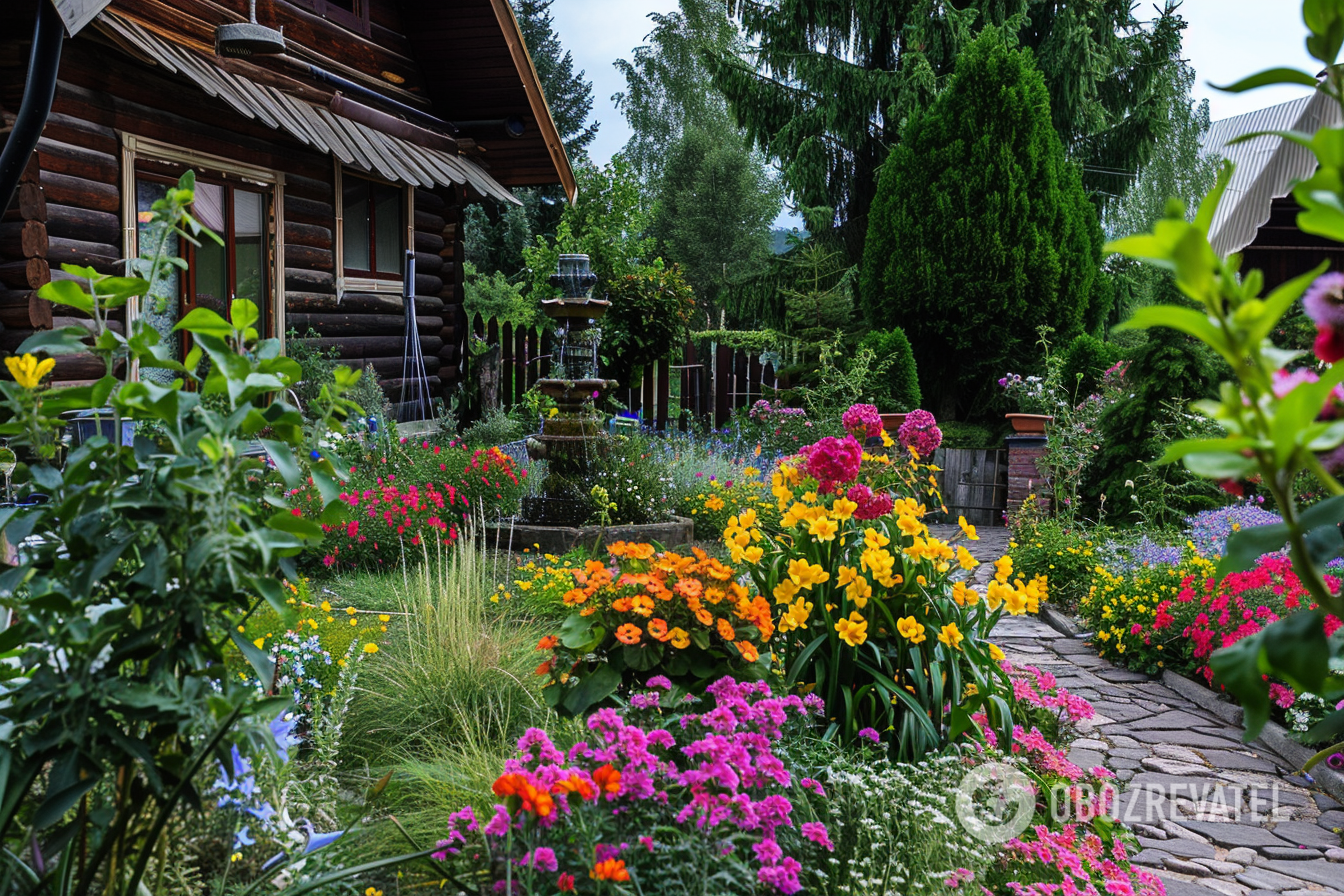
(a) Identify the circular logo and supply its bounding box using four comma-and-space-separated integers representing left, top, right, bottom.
954, 761, 1035, 843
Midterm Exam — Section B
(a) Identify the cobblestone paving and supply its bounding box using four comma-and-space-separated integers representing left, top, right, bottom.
991, 609, 1344, 896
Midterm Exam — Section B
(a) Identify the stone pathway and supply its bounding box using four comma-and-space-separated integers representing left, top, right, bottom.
991, 612, 1344, 896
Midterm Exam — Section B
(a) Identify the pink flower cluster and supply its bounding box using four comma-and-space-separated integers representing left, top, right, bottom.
1005, 662, 1096, 724
802, 435, 863, 493
430, 676, 830, 894
999, 825, 1164, 896
841, 403, 883, 440
897, 409, 942, 459
845, 484, 895, 520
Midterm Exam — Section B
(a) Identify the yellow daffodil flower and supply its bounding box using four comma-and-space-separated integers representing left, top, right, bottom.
837, 565, 858, 587
896, 616, 926, 644
846, 575, 872, 609
956, 546, 978, 570
830, 497, 858, 520
987, 642, 1006, 662
958, 516, 979, 540
808, 516, 839, 542
5, 354, 54, 390
896, 514, 924, 538
863, 528, 891, 551
937, 623, 964, 650
835, 611, 868, 647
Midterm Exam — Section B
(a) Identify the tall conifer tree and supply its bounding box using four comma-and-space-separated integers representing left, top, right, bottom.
860, 29, 1101, 419
704, 0, 1186, 260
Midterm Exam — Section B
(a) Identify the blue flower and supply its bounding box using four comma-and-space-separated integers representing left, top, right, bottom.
269, 714, 302, 763
303, 828, 344, 853
234, 826, 256, 849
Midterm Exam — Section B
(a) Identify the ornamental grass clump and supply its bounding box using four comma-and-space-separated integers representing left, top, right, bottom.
416, 676, 832, 896
742, 406, 1044, 757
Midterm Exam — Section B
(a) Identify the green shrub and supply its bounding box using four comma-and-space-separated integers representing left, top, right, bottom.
1059, 333, 1122, 399
462, 406, 529, 446
859, 327, 921, 412
939, 421, 994, 450
859, 28, 1103, 418
1009, 510, 1106, 613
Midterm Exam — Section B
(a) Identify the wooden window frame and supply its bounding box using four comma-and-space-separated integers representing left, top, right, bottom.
334, 162, 414, 296
120, 134, 286, 378
276, 0, 371, 38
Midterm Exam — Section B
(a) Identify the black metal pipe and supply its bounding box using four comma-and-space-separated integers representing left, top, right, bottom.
0, 1, 64, 214
301, 62, 457, 136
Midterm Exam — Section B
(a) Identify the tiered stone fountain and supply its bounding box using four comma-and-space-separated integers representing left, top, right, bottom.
487, 254, 692, 553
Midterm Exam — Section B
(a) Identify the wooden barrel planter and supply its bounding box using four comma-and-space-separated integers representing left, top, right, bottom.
932, 447, 1009, 527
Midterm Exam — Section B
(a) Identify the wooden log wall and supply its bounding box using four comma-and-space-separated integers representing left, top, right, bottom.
0, 25, 475, 403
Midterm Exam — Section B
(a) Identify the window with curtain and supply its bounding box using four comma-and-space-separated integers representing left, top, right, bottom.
342, 172, 404, 280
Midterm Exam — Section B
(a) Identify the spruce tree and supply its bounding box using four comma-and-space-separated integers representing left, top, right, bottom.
859, 30, 1102, 419
704, 0, 1187, 261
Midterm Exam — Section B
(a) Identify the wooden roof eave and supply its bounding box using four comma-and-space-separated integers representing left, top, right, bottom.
485, 0, 576, 204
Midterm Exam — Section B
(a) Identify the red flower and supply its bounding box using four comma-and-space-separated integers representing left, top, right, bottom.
557, 873, 575, 892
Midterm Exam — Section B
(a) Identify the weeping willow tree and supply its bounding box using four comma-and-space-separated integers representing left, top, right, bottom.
702, 0, 1189, 261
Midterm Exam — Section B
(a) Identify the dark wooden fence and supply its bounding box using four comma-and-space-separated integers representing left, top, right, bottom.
932, 447, 1008, 527
459, 316, 778, 429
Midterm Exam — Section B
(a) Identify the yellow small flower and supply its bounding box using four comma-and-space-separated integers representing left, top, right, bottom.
5, 353, 54, 390
363, 643, 379, 654
320, 601, 331, 612
835, 611, 868, 647
252, 637, 265, 649
987, 642, 1005, 662
958, 516, 979, 541
345, 606, 357, 616
896, 616, 926, 644
938, 622, 964, 651
378, 614, 390, 623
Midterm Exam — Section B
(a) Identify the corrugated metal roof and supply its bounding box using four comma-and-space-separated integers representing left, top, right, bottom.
95, 12, 521, 206
1204, 91, 1341, 256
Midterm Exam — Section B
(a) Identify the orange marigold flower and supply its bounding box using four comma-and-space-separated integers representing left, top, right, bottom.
615, 623, 642, 645
716, 618, 737, 641
612, 596, 634, 613
493, 773, 527, 797
552, 774, 597, 800
694, 607, 714, 627
607, 541, 631, 558
592, 764, 621, 795
647, 618, 670, 640
673, 578, 703, 599
536, 635, 559, 651
736, 640, 760, 662
668, 627, 691, 649
518, 782, 554, 817
563, 588, 589, 606
591, 859, 630, 882
626, 543, 656, 560
535, 660, 552, 676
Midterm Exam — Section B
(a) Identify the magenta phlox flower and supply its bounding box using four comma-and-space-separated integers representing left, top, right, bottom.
841, 403, 883, 439
800, 821, 834, 851
897, 409, 942, 458
803, 436, 863, 491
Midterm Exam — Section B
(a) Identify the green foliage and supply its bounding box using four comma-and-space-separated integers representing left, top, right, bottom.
860, 31, 1103, 419
0, 172, 384, 895
939, 422, 993, 450
461, 406, 529, 447
1087, 277, 1224, 518
651, 124, 782, 323
464, 203, 533, 279
858, 327, 921, 413
600, 261, 697, 384
462, 261, 542, 330
705, 0, 1190, 259
589, 434, 677, 526
1009, 514, 1106, 613
343, 546, 547, 767
689, 329, 782, 354
286, 327, 339, 415
1060, 333, 1124, 399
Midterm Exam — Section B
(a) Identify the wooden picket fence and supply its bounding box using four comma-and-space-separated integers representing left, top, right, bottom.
459, 315, 779, 429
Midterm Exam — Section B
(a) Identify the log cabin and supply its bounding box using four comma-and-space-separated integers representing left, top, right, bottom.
0, 0, 574, 403
1205, 92, 1344, 291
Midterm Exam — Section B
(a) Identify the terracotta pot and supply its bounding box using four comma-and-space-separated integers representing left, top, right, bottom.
1005, 413, 1053, 434
879, 413, 907, 434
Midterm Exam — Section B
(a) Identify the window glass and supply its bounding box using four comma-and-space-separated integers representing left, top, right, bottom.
234, 190, 265, 307
135, 178, 179, 385
343, 178, 370, 272
194, 182, 228, 314
373, 182, 403, 275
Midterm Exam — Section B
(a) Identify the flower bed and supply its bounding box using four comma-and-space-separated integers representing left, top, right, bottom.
290, 437, 527, 570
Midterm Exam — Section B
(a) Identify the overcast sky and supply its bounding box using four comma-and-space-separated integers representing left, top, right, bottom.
550, 0, 1316, 222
